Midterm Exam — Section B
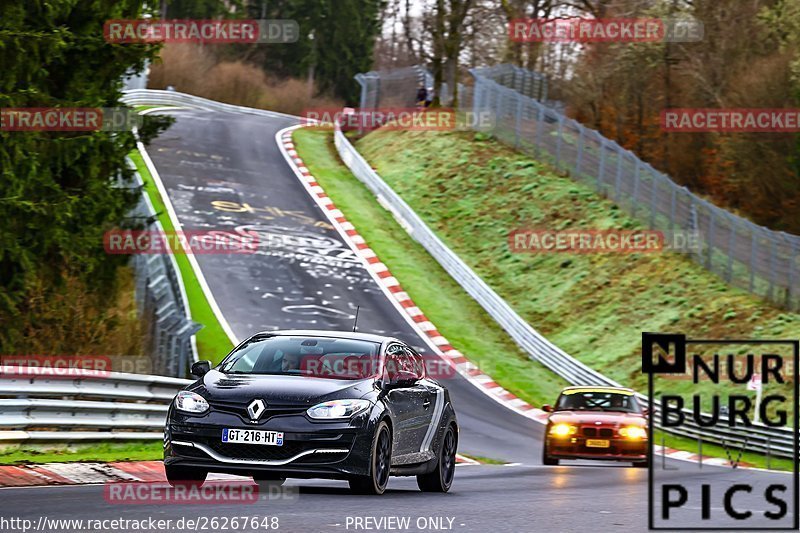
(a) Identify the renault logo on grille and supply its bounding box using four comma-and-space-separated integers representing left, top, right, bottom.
247, 399, 267, 421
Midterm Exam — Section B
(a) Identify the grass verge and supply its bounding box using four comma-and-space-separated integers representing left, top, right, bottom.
655, 431, 795, 472
0, 442, 163, 465
292, 128, 568, 407
129, 149, 234, 364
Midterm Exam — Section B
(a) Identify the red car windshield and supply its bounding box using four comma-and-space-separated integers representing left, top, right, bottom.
219, 336, 382, 380
555, 391, 641, 413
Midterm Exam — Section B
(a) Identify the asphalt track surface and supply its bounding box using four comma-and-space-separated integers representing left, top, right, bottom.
1, 107, 795, 533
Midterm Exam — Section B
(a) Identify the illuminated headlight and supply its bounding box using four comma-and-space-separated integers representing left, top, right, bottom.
307, 399, 371, 420
549, 423, 577, 438
174, 391, 209, 414
619, 426, 647, 439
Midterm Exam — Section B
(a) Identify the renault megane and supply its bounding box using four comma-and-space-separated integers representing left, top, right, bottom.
164, 330, 459, 494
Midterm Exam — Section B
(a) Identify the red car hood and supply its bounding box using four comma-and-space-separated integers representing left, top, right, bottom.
548, 410, 646, 426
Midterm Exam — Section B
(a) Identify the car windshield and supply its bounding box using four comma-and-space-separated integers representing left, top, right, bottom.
554, 390, 640, 413
219, 336, 381, 380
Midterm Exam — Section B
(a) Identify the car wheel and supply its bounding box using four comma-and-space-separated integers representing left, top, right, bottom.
541, 442, 559, 466
417, 424, 457, 493
349, 421, 392, 495
165, 464, 207, 487
253, 474, 286, 489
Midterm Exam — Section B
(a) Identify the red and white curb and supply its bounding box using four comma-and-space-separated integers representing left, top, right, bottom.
276, 125, 787, 474
0, 455, 479, 488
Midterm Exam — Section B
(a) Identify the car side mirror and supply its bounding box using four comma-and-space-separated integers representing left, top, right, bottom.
191, 360, 211, 377
641, 407, 650, 417
385, 370, 418, 390
542, 404, 553, 413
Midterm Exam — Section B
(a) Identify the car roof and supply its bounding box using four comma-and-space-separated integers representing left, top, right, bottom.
560, 386, 636, 396
250, 329, 401, 345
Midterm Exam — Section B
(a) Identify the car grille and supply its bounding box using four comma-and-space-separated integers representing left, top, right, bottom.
582, 427, 614, 438
207, 400, 307, 422
195, 437, 349, 463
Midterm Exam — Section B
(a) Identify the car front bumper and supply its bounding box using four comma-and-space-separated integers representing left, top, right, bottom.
546, 436, 647, 462
164, 410, 376, 479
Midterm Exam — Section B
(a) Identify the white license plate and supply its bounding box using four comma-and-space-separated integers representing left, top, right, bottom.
222, 428, 283, 446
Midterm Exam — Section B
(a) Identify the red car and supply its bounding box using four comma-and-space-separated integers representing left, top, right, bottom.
541, 386, 648, 467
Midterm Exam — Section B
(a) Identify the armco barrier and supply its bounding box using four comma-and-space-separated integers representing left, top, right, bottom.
0, 368, 190, 442
126, 160, 202, 377
121, 89, 297, 121
333, 122, 797, 459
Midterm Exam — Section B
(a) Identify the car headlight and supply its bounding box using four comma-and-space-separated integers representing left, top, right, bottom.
619, 425, 647, 439
549, 423, 577, 438
174, 391, 209, 414
307, 399, 371, 420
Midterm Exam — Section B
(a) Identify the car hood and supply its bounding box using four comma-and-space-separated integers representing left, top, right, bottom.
548, 410, 646, 426
194, 370, 375, 406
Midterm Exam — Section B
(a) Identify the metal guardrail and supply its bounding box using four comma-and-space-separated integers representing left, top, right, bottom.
128, 164, 202, 377
0, 368, 190, 442
333, 122, 797, 459
121, 89, 297, 120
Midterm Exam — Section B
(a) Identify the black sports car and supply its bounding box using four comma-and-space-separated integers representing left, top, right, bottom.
164, 330, 458, 495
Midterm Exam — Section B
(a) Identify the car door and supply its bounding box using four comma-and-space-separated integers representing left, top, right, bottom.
406, 346, 440, 458
382, 343, 431, 460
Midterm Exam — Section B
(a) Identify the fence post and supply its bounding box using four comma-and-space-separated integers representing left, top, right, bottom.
631, 160, 641, 217
614, 149, 624, 200
788, 240, 798, 309
555, 116, 565, 169
690, 200, 702, 264
597, 137, 606, 193
669, 187, 677, 229
575, 125, 585, 176
768, 238, 777, 301
706, 210, 716, 270
535, 104, 545, 158
749, 232, 757, 292
514, 95, 523, 148
725, 222, 736, 283
649, 174, 659, 228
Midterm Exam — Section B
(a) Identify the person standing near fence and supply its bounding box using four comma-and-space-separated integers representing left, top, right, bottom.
416, 84, 428, 108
